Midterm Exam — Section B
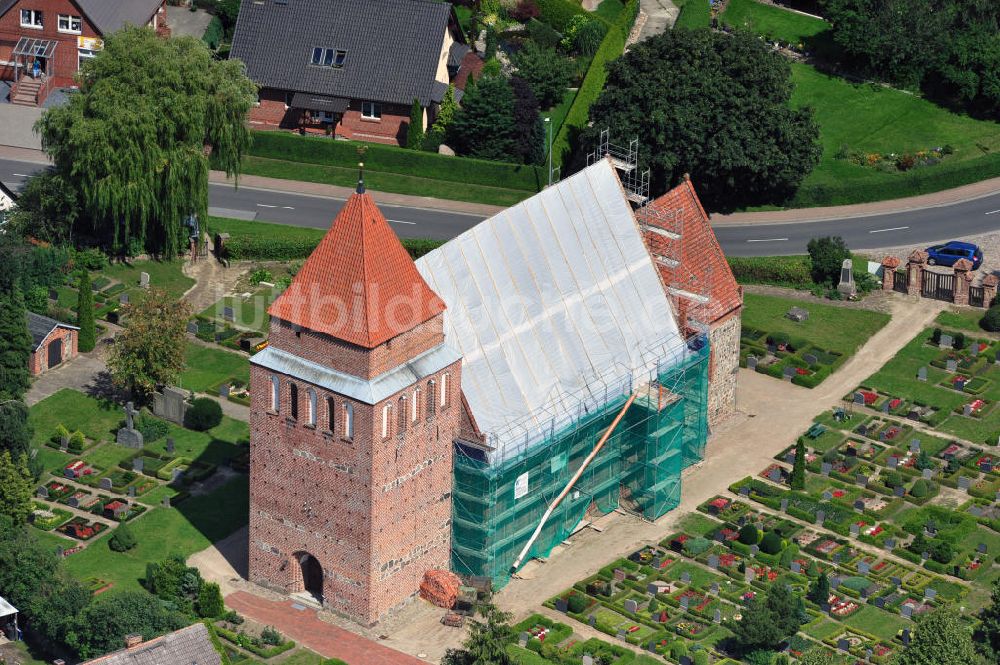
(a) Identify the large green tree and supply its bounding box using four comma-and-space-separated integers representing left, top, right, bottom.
894, 605, 981, 665
583, 28, 821, 210
442, 602, 515, 665
107, 288, 191, 399
807, 236, 850, 286
0, 451, 33, 524
511, 41, 574, 108
0, 400, 32, 460
76, 271, 96, 353
790, 438, 806, 490
448, 73, 517, 162
729, 595, 785, 653
8, 169, 79, 245
0, 287, 33, 401
36, 26, 256, 257
68, 591, 187, 659
976, 578, 1000, 659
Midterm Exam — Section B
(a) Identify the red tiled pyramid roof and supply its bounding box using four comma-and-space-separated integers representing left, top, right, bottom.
268, 191, 445, 348
646, 177, 742, 323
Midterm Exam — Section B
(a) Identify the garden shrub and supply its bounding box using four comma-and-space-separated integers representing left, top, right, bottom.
68, 430, 86, 452
261, 626, 283, 647
197, 582, 225, 618
953, 332, 966, 350
980, 306, 1000, 332
185, 397, 223, 431
692, 652, 709, 665
760, 531, 783, 555
53, 423, 70, 444
683, 536, 711, 556
840, 576, 869, 592
566, 592, 588, 614
136, 413, 169, 443
931, 328, 942, 344
669, 641, 688, 659
108, 523, 137, 552
929, 540, 954, 563
738, 524, 759, 545
535, 0, 586, 31
746, 650, 776, 665
248, 268, 272, 285
910, 479, 930, 498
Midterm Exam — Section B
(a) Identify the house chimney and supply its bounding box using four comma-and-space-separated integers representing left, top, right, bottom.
124, 634, 143, 649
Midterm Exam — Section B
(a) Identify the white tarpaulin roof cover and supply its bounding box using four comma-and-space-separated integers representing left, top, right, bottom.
0, 595, 17, 618
416, 159, 687, 461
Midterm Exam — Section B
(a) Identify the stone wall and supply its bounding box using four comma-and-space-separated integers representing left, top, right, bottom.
28, 325, 77, 376
707, 309, 741, 427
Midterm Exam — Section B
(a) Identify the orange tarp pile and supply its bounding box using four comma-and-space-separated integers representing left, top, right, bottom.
420, 569, 461, 608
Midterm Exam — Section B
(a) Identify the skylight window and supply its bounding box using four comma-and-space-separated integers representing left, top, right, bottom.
309, 47, 347, 69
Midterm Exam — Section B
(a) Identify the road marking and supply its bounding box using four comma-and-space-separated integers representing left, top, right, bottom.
746, 238, 788, 243
12, 173, 27, 177
281, 206, 295, 210
986, 209, 1000, 215
388, 219, 417, 225
256, 203, 277, 208
868, 226, 910, 234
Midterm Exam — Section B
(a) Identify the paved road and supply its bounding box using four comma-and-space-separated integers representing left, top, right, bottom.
2, 157, 998, 253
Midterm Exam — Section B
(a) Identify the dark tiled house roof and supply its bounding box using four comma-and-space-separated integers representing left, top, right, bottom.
0, 0, 161, 34
26, 312, 77, 351
229, 0, 456, 107
81, 623, 223, 665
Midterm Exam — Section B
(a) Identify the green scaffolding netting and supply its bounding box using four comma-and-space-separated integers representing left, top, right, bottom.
451, 336, 710, 589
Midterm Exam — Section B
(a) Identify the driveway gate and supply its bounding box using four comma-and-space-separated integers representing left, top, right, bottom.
921, 271, 955, 302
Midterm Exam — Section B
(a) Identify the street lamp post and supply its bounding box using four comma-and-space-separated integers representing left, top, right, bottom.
544, 117, 552, 187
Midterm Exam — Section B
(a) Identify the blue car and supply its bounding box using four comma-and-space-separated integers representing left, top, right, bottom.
926, 241, 983, 269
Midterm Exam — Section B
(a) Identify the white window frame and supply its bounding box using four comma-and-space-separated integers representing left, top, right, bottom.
381, 403, 393, 439
310, 46, 323, 66
58, 14, 82, 34
20, 9, 43, 28
412, 388, 420, 422
307, 388, 317, 427
440, 373, 449, 407
343, 403, 354, 439
77, 47, 97, 71
361, 101, 381, 120
270, 376, 280, 412
332, 49, 347, 68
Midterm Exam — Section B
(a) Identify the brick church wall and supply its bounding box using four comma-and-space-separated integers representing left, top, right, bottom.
707, 310, 740, 426
29, 326, 76, 375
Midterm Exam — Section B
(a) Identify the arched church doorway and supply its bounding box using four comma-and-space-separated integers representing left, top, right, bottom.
292, 552, 324, 604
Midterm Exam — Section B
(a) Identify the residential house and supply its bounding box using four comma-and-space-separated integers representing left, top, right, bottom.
27, 310, 78, 375
80, 623, 223, 665
0, 0, 168, 106
229, 0, 471, 145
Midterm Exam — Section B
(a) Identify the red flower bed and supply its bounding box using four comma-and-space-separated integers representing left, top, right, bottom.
832, 490, 845, 498
889, 398, 902, 409
709, 497, 730, 510
861, 391, 878, 405
796, 367, 809, 375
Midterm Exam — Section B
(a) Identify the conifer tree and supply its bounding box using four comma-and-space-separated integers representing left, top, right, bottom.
790, 439, 806, 490
76, 271, 96, 353
407, 99, 424, 149
0, 288, 33, 401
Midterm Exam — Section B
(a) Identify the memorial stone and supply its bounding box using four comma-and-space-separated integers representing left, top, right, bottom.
946, 358, 958, 372
791, 561, 801, 573
624, 599, 638, 614
707, 554, 719, 569
746, 356, 757, 370
37, 485, 48, 499
186, 321, 199, 335
894, 485, 905, 497
941, 334, 953, 350
859, 561, 870, 574
911, 439, 921, 452
821, 462, 831, 476
99, 477, 112, 490
780, 498, 789, 512
132, 457, 143, 473
959, 476, 972, 490
139, 272, 150, 288
917, 366, 927, 381
922, 468, 932, 480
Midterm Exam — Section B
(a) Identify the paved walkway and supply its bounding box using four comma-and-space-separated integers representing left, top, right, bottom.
168, 7, 212, 38
224, 591, 431, 665
636, 0, 679, 42
713, 175, 1000, 226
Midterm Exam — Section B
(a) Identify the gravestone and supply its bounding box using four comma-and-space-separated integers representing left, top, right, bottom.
714, 608, 721, 623
745, 568, 754, 583
816, 510, 825, 525
850, 524, 860, 536
946, 358, 958, 372
854, 499, 866, 512
681, 571, 691, 584
59, 435, 68, 452
854, 392, 866, 406
922, 468, 932, 480
940, 334, 953, 350
119, 292, 129, 305
894, 485, 905, 497
925, 587, 936, 600
838, 638, 850, 651
838, 259, 856, 297
710, 583, 719, 595
804, 353, 818, 366
162, 496, 170, 508
746, 355, 758, 370
978, 542, 988, 554
891, 576, 901, 587
714, 531, 725, 542
624, 599, 638, 614
588, 615, 596, 628
783, 367, 796, 383
740, 486, 750, 496
981, 460, 993, 473
861, 586, 872, 599
970, 505, 983, 517
830, 577, 841, 590
99, 477, 112, 490
219, 383, 231, 399
555, 598, 568, 613
48, 288, 58, 301
750, 544, 759, 556
186, 321, 199, 335
866, 648, 874, 662
857, 424, 869, 436
821, 602, 831, 614
127, 486, 136, 498
921, 551, 930, 561
647, 641, 657, 653
166, 437, 175, 454
833, 552, 842, 564
888, 456, 898, 468
858, 561, 870, 574
680, 596, 689, 610
972, 343, 980, 357
647, 583, 659, 595
785, 451, 796, 465
822, 491, 833, 500
582, 656, 594, 665
707, 554, 719, 569
917, 366, 927, 381
518, 633, 529, 648
790, 561, 801, 574
901, 604, 912, 619
911, 439, 921, 452
874, 597, 885, 609
962, 402, 971, 416
901, 629, 911, 645
152, 387, 191, 427
821, 462, 832, 476
616, 629, 626, 640
769, 467, 782, 482
223, 306, 235, 322
132, 457, 143, 473
613, 568, 626, 581
172, 468, 184, 483
882, 401, 890, 414
679, 657, 692, 665
780, 498, 789, 512
67, 497, 79, 508
767, 343, 777, 354
959, 476, 972, 491
116, 401, 144, 448
787, 306, 809, 322
885, 538, 896, 550
37, 485, 48, 499
856, 474, 868, 487
139, 272, 150, 288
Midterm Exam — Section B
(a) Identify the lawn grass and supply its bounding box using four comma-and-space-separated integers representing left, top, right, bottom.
100, 260, 195, 301
238, 155, 532, 208
787, 63, 1000, 208
673, 0, 710, 29
63, 474, 249, 593
936, 309, 991, 334
208, 216, 325, 245
542, 87, 578, 141
742, 293, 890, 356
720, 0, 828, 45
178, 342, 251, 393
198, 293, 274, 334
841, 604, 907, 641
29, 389, 123, 447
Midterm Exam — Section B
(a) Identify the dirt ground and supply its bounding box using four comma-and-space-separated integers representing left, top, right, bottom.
188, 293, 945, 662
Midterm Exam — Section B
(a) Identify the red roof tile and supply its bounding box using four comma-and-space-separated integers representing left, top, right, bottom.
268, 191, 445, 348
644, 177, 742, 324
453, 51, 484, 91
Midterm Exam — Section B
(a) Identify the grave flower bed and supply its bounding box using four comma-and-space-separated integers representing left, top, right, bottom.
57, 516, 108, 540
44, 481, 74, 501
30, 502, 72, 530
828, 595, 860, 617
859, 391, 878, 405
64, 460, 96, 479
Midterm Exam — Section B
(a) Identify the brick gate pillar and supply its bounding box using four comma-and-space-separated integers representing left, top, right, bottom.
881, 256, 901, 291
984, 274, 999, 308
953, 258, 973, 306
906, 250, 928, 297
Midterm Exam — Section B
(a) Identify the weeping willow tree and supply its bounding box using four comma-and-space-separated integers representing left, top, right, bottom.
36, 27, 257, 258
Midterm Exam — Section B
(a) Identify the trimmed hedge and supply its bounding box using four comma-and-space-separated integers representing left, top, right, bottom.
246, 132, 545, 192
222, 232, 445, 262
535, 0, 587, 31
727, 255, 812, 286
551, 0, 638, 165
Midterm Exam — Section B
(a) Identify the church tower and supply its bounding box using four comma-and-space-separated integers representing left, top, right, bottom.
247, 179, 462, 624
